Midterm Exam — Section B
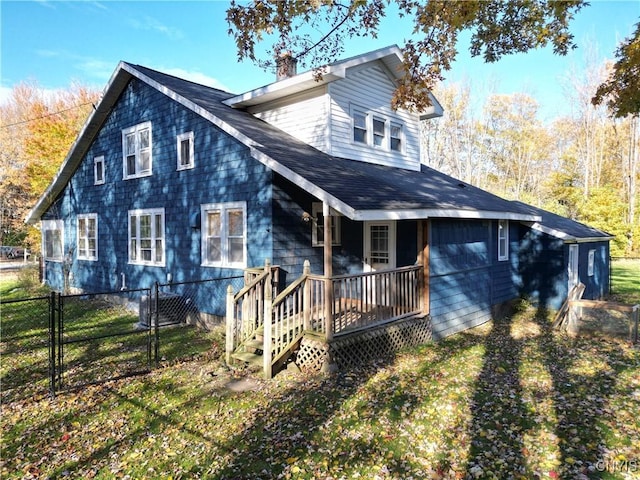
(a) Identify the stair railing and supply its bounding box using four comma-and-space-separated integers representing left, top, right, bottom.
226, 259, 272, 364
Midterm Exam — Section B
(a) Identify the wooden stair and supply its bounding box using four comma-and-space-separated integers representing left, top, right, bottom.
229, 321, 304, 376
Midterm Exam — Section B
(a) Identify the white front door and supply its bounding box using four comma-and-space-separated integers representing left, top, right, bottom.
364, 221, 396, 272
568, 244, 579, 291
363, 221, 396, 307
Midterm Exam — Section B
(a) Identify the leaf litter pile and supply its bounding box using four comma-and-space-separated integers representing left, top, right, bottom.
2, 306, 639, 479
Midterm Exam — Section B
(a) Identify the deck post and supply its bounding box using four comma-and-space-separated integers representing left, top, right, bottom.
421, 220, 430, 315
225, 285, 235, 365
263, 259, 273, 379
323, 203, 334, 341
303, 260, 311, 331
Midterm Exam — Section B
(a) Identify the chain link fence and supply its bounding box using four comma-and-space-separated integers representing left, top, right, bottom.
0, 295, 52, 403
1, 275, 245, 400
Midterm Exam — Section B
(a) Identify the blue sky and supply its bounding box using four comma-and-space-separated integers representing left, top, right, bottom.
1, 0, 638, 122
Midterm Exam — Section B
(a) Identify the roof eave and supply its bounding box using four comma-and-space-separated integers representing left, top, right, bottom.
526, 221, 613, 243
25, 63, 132, 224
350, 209, 540, 222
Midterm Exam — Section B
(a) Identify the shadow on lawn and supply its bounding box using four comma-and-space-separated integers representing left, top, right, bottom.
463, 306, 634, 479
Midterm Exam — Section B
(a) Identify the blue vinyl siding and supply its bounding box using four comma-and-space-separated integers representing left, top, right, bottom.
429, 219, 493, 339
41, 78, 272, 314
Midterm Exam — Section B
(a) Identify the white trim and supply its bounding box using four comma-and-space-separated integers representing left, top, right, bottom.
568, 244, 579, 290
122, 121, 152, 180
176, 131, 194, 170
363, 220, 396, 271
77, 213, 98, 261
527, 221, 612, 243
42, 219, 64, 262
312, 202, 341, 247
128, 208, 165, 266
498, 219, 509, 261
588, 249, 595, 276
351, 209, 540, 222
201, 201, 247, 268
94, 156, 105, 185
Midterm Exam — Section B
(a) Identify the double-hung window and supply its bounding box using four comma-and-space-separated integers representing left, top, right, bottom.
312, 202, 341, 247
122, 122, 152, 179
94, 156, 105, 185
201, 202, 246, 268
351, 106, 403, 152
77, 213, 98, 261
177, 131, 194, 170
372, 117, 386, 147
128, 208, 165, 265
498, 220, 509, 261
42, 220, 64, 262
390, 123, 403, 152
353, 110, 367, 144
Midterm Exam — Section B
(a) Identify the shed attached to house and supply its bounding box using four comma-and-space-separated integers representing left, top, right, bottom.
515, 202, 613, 310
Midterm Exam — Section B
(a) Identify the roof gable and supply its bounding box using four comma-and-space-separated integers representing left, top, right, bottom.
513, 201, 612, 242
27, 56, 536, 225
223, 45, 443, 119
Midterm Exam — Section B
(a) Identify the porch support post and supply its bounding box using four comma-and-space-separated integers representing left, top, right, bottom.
225, 285, 235, 365
421, 220, 430, 316
323, 202, 334, 341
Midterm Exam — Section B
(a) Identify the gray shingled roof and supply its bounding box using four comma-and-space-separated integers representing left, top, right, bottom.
132, 64, 536, 221
512, 201, 612, 241
27, 61, 539, 223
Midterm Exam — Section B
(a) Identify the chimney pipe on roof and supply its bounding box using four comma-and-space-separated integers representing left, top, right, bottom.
276, 51, 297, 81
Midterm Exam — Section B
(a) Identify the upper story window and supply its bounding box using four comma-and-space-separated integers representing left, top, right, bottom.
390, 123, 403, 152
201, 202, 247, 268
128, 208, 164, 266
372, 117, 386, 147
353, 110, 367, 144
312, 202, 341, 247
498, 220, 509, 261
42, 219, 64, 262
94, 156, 105, 185
122, 122, 152, 179
177, 131, 194, 170
77, 213, 98, 261
351, 106, 403, 152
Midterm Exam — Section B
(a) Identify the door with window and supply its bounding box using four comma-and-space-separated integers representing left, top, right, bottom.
568, 244, 579, 292
363, 221, 396, 306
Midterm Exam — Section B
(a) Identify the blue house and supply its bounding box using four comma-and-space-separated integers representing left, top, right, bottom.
26, 46, 611, 374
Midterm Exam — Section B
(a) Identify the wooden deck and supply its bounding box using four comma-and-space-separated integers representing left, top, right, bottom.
226, 261, 425, 378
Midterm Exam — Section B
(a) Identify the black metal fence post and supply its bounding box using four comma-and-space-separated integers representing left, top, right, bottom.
154, 282, 160, 366
57, 292, 64, 390
49, 291, 56, 397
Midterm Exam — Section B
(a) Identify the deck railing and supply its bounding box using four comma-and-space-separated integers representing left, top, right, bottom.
225, 261, 271, 364
226, 261, 423, 373
331, 265, 423, 335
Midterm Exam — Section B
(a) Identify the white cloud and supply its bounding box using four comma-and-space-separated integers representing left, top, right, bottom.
127, 15, 184, 40
0, 86, 14, 106
159, 68, 231, 92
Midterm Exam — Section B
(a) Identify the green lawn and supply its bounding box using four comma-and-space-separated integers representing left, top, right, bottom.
610, 258, 640, 305
1, 264, 639, 479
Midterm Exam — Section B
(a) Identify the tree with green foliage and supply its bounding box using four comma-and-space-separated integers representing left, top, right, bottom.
226, 0, 586, 111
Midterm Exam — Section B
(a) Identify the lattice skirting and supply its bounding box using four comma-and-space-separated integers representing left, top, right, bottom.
296, 315, 432, 372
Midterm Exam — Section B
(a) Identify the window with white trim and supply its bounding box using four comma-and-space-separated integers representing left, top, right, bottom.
77, 214, 98, 261
390, 123, 403, 152
498, 220, 509, 261
372, 116, 386, 147
588, 249, 595, 276
128, 208, 165, 265
177, 131, 194, 170
94, 156, 105, 185
201, 202, 246, 268
312, 203, 341, 247
42, 220, 64, 262
351, 106, 403, 152
353, 110, 367, 144
122, 122, 152, 179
